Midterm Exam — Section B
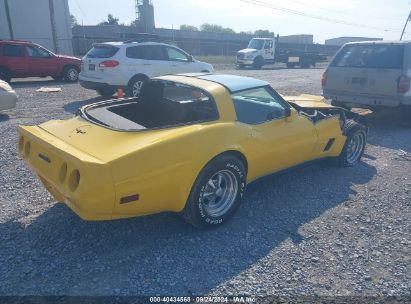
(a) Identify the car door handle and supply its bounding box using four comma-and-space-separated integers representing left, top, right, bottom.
143, 63, 152, 66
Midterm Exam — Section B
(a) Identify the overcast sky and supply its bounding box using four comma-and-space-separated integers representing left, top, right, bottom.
68, 0, 411, 43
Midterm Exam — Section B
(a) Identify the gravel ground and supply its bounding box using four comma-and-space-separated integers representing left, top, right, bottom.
0, 65, 410, 298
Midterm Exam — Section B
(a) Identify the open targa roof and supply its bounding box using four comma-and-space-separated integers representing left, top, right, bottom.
177, 73, 269, 93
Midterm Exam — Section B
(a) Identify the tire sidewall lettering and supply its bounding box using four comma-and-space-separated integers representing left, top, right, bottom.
196, 160, 246, 225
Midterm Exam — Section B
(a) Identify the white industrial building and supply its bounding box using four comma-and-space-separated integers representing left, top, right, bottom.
0, 0, 73, 55
325, 36, 383, 46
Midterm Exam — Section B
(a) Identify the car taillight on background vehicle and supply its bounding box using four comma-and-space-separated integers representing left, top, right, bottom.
321, 70, 328, 87
398, 75, 411, 94
99, 60, 120, 68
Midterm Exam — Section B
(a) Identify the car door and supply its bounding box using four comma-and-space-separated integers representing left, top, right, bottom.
2, 44, 28, 77
232, 86, 318, 179
125, 45, 172, 78
262, 40, 274, 60
25, 45, 57, 77
165, 46, 196, 74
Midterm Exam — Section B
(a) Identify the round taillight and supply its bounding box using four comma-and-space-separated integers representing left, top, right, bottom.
24, 141, 31, 157
59, 163, 68, 183
19, 136, 24, 152
68, 170, 81, 191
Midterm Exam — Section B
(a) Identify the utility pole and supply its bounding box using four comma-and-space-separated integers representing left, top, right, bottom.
48, 0, 59, 53
400, 10, 411, 40
4, 0, 14, 39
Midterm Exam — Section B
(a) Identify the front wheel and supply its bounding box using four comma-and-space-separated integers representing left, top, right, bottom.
253, 57, 264, 70
334, 120, 367, 167
180, 155, 246, 228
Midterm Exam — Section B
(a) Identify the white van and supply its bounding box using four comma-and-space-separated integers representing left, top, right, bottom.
322, 41, 411, 121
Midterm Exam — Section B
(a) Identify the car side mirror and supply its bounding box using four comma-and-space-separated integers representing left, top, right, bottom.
188, 55, 193, 62
285, 108, 297, 122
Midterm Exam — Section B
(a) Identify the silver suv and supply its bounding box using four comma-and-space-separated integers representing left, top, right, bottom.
322, 41, 411, 121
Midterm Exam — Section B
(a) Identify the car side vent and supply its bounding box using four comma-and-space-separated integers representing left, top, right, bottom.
324, 138, 336, 152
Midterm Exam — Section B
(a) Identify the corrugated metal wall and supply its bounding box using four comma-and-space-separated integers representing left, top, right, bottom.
0, 0, 73, 55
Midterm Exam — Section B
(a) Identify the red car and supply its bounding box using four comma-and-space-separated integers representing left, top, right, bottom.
0, 40, 81, 83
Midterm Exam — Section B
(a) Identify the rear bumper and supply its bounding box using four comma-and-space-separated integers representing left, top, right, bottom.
79, 79, 120, 92
323, 90, 410, 108
236, 59, 254, 65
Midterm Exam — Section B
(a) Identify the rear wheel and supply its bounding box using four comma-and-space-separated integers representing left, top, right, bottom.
301, 61, 311, 69
180, 155, 246, 228
127, 76, 147, 97
63, 66, 79, 82
0, 67, 11, 83
96, 88, 116, 97
333, 120, 367, 167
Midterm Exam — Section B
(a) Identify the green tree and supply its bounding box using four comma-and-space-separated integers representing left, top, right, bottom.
70, 14, 79, 28
98, 14, 120, 26
180, 24, 199, 31
254, 29, 274, 37
200, 23, 236, 34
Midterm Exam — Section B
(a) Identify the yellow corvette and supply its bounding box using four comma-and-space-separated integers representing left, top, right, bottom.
18, 74, 368, 228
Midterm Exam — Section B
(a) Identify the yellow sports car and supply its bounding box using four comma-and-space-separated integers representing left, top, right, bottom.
19, 74, 368, 228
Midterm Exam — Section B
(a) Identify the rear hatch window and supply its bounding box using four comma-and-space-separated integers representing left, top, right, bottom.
86, 45, 119, 58
332, 44, 404, 69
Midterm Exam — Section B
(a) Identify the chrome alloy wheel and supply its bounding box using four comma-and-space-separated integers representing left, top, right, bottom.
202, 170, 238, 218
132, 80, 144, 97
67, 68, 78, 81
346, 132, 365, 164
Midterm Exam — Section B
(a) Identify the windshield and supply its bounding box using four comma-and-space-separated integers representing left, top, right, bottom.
86, 46, 119, 58
248, 39, 265, 50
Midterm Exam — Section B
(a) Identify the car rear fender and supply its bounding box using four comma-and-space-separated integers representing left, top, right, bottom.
18, 125, 116, 220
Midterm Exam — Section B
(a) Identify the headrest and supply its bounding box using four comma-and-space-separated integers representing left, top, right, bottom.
139, 81, 164, 103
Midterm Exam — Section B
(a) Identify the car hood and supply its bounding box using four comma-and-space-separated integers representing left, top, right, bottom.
55, 54, 81, 61
35, 116, 202, 162
238, 48, 258, 54
283, 94, 336, 109
194, 60, 214, 71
